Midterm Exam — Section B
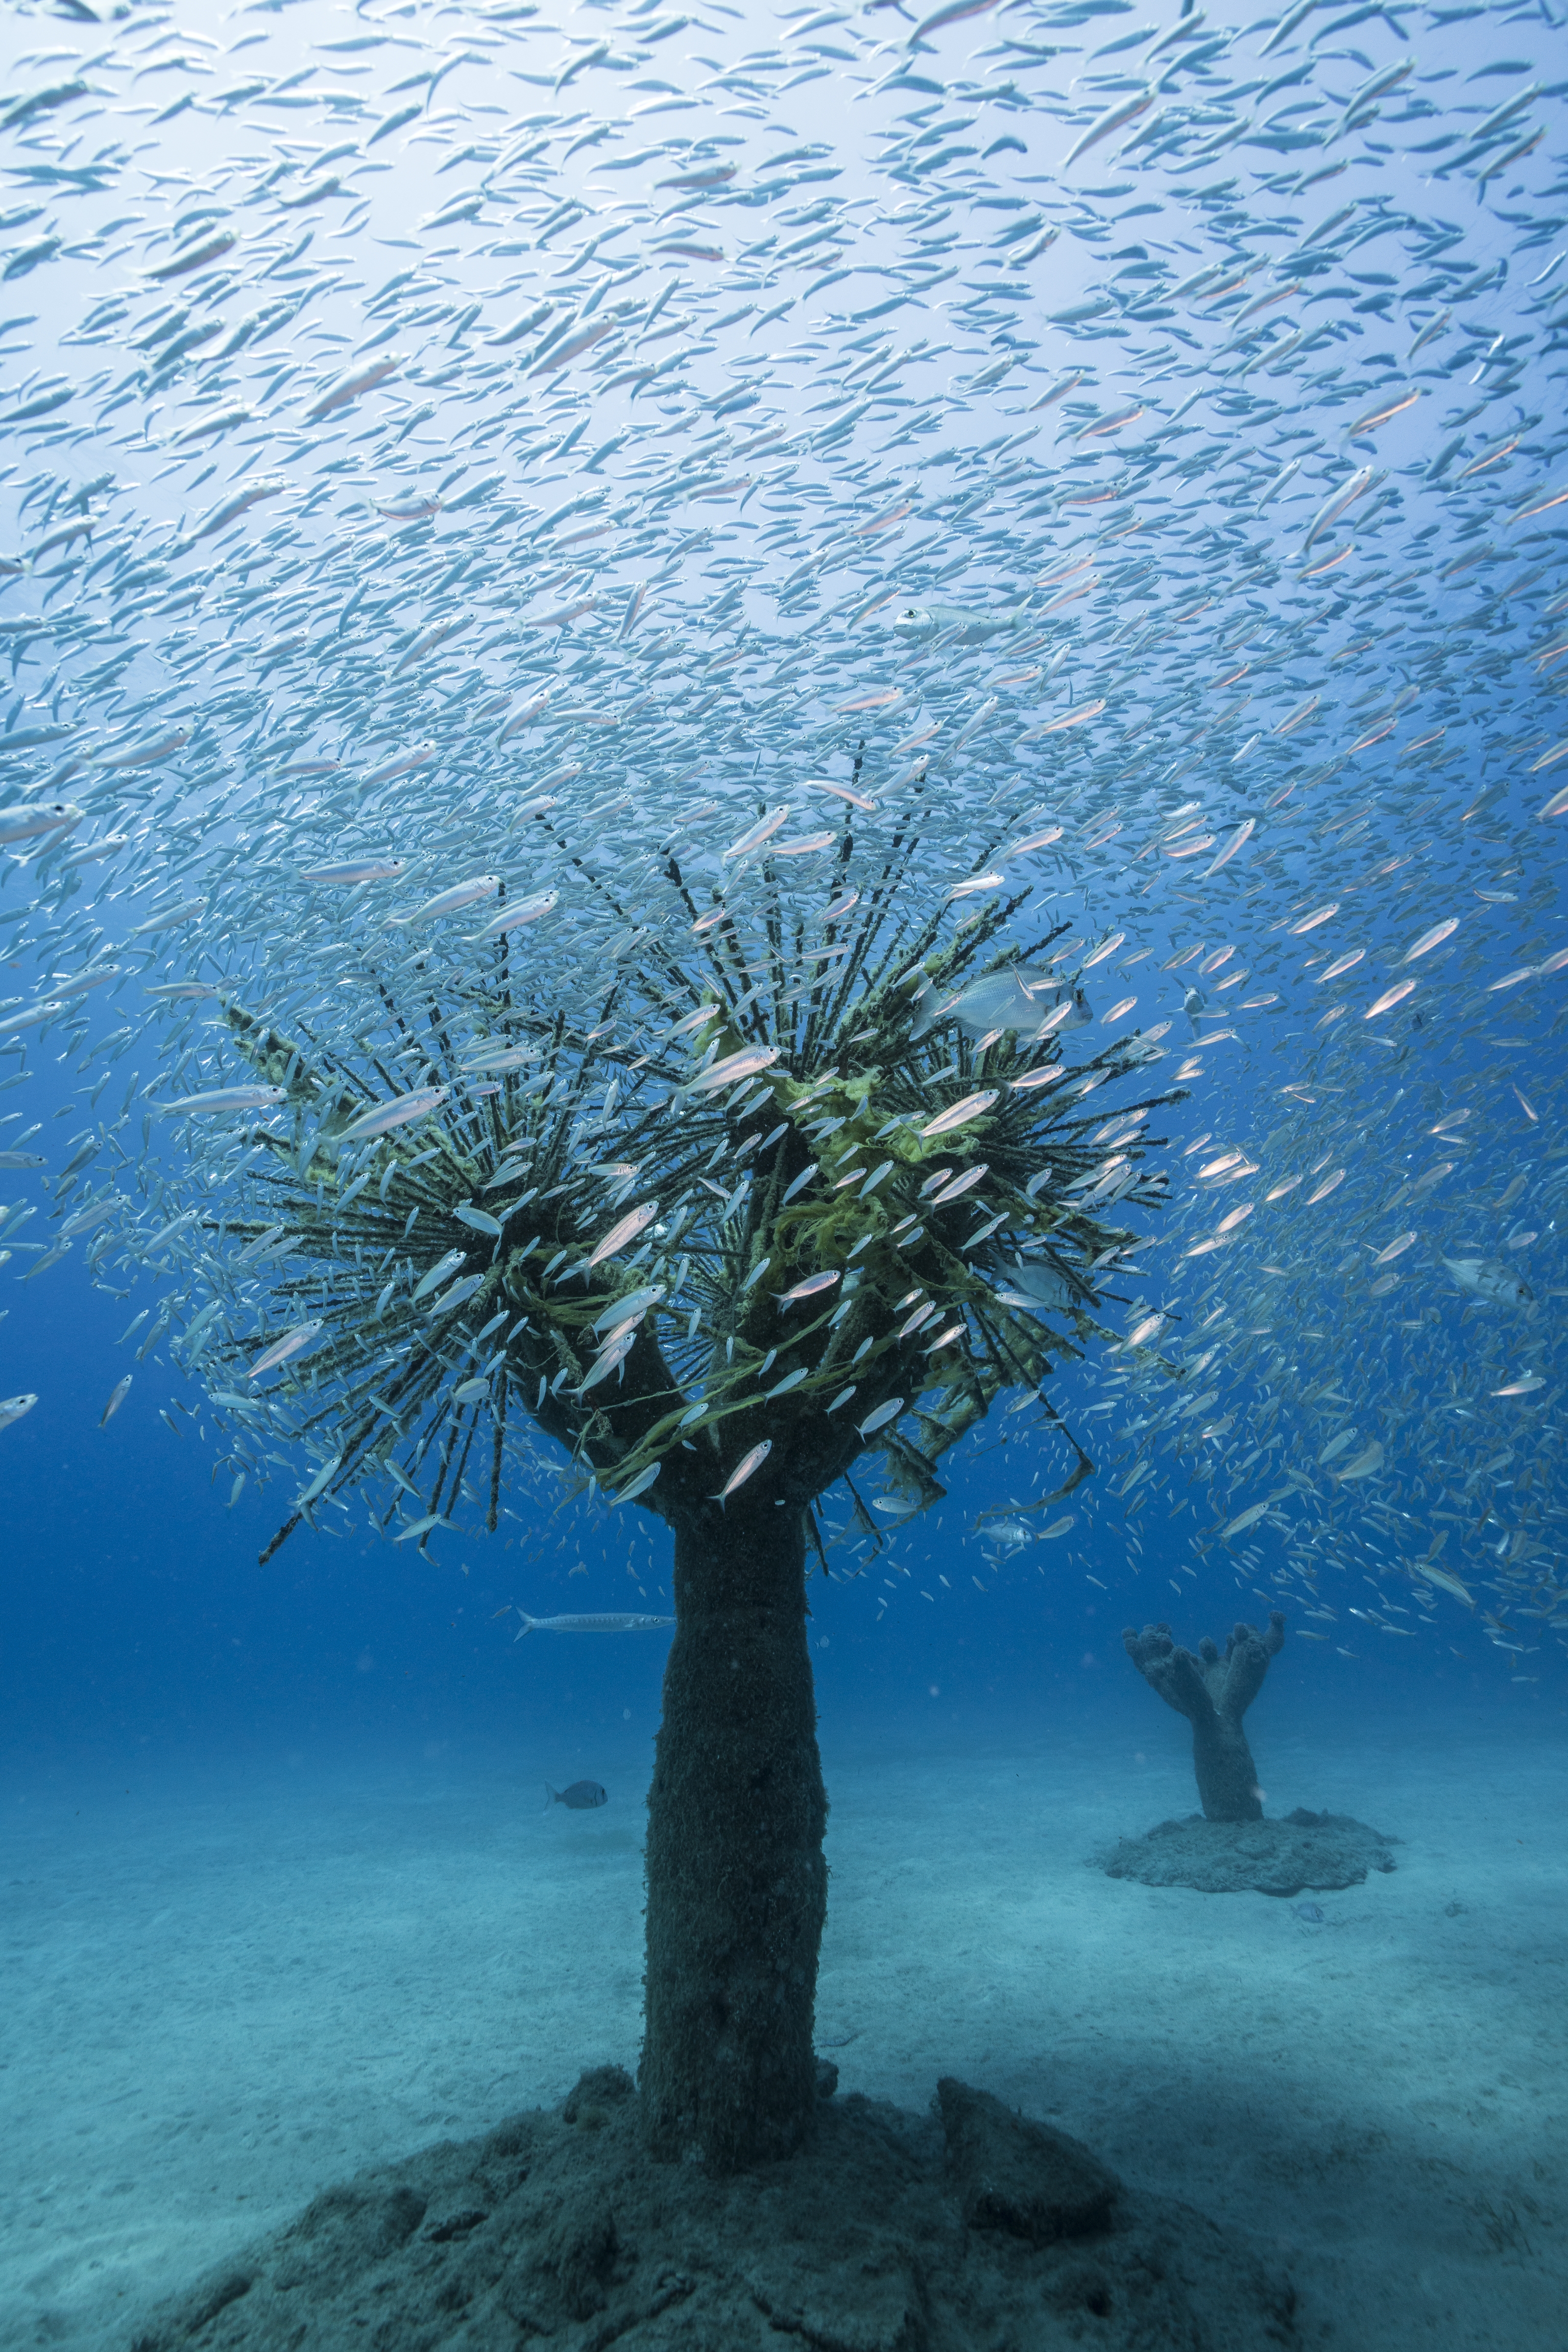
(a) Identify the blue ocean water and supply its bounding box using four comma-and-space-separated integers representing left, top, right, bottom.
5, 1031, 1551, 1782
2, 0, 1568, 2340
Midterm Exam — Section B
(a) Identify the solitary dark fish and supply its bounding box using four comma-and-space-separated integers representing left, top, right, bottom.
545, 1780, 608, 1812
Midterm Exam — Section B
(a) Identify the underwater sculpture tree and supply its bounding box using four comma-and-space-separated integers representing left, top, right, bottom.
144, 792, 1174, 2172
1122, 1615, 1286, 1823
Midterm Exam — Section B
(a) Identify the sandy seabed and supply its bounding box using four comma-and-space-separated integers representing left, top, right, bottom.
2, 1714, 1564, 2352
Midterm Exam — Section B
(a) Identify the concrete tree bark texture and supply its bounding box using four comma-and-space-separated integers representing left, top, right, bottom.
640, 1496, 827, 2171
1122, 1614, 1286, 1822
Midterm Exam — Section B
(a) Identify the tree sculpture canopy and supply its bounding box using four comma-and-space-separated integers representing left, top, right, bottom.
156, 787, 1173, 1559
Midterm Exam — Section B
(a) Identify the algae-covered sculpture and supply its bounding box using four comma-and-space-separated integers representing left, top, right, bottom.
124, 774, 1182, 2178
1111, 1613, 1398, 1897
1122, 1614, 1285, 1823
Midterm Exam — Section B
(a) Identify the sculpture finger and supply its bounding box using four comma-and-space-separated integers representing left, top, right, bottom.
1122, 1621, 1174, 1669
1218, 1622, 1282, 1720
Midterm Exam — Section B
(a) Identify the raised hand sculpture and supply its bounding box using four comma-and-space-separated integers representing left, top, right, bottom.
1122, 1614, 1286, 1823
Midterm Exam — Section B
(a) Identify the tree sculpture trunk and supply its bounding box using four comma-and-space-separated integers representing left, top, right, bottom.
640, 1497, 828, 2170
1122, 1614, 1286, 1823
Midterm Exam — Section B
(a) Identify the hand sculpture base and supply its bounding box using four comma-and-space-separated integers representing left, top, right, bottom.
1101, 1808, 1399, 1897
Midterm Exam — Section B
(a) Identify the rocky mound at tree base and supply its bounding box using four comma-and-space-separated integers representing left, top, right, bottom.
1100, 1808, 1399, 1896
127, 2067, 1301, 2352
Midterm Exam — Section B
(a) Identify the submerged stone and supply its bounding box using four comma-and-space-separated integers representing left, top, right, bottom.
936, 2076, 1119, 2244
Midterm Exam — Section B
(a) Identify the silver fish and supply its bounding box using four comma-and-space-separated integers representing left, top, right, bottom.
891, 603, 1027, 643
516, 1610, 674, 1637
300, 857, 407, 885
996, 1262, 1078, 1316
0, 802, 81, 847
385, 876, 499, 927
911, 968, 1088, 1042
1442, 1258, 1533, 1308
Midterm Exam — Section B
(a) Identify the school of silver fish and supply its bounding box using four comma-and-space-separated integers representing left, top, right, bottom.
0, 0, 1563, 1678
